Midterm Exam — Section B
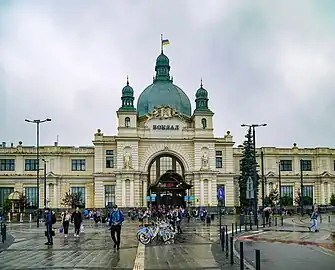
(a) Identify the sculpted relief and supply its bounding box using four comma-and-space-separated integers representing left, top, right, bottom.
146, 106, 181, 121
123, 147, 132, 169
201, 147, 209, 170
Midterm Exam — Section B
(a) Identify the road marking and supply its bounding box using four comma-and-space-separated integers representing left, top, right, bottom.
133, 243, 145, 270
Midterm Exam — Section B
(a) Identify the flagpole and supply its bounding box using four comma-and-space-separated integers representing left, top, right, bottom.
161, 34, 163, 53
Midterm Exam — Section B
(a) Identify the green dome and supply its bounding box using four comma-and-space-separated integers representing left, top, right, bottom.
137, 52, 192, 117
122, 78, 134, 97
196, 84, 208, 98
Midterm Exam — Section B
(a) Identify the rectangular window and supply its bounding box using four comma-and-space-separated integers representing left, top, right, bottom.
106, 150, 114, 168
104, 185, 115, 207
280, 160, 292, 171
0, 159, 15, 171
216, 150, 223, 168
0, 187, 14, 208
25, 159, 39, 171
301, 160, 312, 171
71, 187, 85, 207
280, 186, 293, 206
71, 159, 86, 171
25, 187, 38, 208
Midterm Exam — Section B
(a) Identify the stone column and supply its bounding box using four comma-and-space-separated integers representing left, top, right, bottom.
200, 180, 204, 206
143, 180, 147, 207
208, 180, 212, 206
122, 179, 126, 207
130, 180, 134, 207
321, 182, 324, 204
54, 184, 58, 208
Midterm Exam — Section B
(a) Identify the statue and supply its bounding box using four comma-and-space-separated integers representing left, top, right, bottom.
201, 152, 209, 169
124, 152, 132, 169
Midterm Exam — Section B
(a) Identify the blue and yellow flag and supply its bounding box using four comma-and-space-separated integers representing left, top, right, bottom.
162, 39, 170, 46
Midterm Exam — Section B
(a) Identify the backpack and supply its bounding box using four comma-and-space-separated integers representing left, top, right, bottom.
52, 213, 57, 224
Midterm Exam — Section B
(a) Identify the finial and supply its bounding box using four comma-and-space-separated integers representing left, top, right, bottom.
126, 75, 129, 86
200, 78, 203, 88
161, 34, 163, 53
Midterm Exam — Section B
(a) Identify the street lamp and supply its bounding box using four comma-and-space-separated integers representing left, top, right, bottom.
300, 159, 304, 216
25, 118, 51, 228
42, 159, 48, 208
241, 123, 267, 224
277, 161, 282, 215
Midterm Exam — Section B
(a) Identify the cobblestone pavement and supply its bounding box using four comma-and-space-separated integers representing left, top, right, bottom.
0, 219, 240, 270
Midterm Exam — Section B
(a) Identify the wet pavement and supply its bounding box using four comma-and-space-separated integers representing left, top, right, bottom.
0, 217, 239, 270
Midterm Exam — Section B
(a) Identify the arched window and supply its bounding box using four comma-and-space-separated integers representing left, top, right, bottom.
148, 154, 184, 185
125, 117, 130, 128
201, 118, 207, 129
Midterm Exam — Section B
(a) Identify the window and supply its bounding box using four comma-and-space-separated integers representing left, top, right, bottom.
201, 118, 207, 129
303, 185, 313, 204
125, 117, 130, 128
280, 160, 292, 171
25, 159, 39, 171
71, 159, 86, 171
25, 187, 38, 208
106, 150, 114, 168
71, 187, 85, 207
301, 160, 312, 171
216, 150, 223, 168
105, 185, 115, 207
0, 159, 15, 171
0, 187, 14, 208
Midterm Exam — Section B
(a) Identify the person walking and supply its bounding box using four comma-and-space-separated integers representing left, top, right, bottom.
61, 210, 71, 237
108, 205, 124, 250
308, 208, 319, 232
45, 208, 54, 245
71, 207, 82, 237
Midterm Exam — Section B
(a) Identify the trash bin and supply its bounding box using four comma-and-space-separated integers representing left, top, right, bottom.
206, 216, 211, 224
211, 214, 215, 220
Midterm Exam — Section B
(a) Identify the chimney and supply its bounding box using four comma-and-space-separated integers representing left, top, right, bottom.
54, 142, 58, 146
11, 143, 14, 148
2, 142, 6, 148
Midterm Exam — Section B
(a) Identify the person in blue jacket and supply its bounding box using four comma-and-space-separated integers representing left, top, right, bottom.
45, 208, 54, 245
109, 204, 124, 250
308, 208, 319, 232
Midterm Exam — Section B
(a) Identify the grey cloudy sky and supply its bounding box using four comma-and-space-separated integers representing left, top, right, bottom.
1, 0, 334, 148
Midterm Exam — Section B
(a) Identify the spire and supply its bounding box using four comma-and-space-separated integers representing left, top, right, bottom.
195, 80, 211, 112
200, 78, 203, 88
126, 75, 129, 86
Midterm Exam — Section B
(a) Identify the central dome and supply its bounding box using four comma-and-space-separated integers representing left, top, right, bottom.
137, 52, 192, 117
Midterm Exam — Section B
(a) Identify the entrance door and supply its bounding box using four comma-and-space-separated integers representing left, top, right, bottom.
156, 190, 186, 207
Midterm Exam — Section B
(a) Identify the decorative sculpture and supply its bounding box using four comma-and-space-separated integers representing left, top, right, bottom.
201, 152, 209, 169
124, 151, 132, 169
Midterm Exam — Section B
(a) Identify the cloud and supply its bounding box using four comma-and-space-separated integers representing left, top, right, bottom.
0, 0, 334, 148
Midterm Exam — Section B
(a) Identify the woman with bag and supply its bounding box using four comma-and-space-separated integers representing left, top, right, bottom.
71, 207, 82, 237
61, 210, 71, 237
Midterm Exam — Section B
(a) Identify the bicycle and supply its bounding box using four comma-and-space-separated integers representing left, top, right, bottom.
136, 220, 175, 245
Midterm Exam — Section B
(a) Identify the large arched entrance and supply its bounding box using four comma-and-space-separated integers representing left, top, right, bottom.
147, 154, 192, 207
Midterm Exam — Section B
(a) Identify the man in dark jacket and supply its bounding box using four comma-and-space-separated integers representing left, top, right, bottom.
45, 208, 53, 245
71, 207, 82, 237
108, 205, 124, 250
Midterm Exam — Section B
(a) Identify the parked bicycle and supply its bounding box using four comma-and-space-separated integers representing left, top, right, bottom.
136, 219, 175, 245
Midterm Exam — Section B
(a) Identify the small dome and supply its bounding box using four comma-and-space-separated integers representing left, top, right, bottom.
156, 53, 169, 67
196, 83, 208, 99
122, 77, 134, 97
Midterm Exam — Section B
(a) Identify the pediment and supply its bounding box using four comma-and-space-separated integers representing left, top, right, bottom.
46, 171, 58, 178
266, 171, 277, 178
320, 171, 334, 177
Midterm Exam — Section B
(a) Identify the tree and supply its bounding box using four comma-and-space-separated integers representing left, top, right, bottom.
295, 189, 313, 206
238, 127, 259, 209
264, 185, 279, 207
61, 191, 82, 209
281, 195, 293, 206
330, 193, 335, 206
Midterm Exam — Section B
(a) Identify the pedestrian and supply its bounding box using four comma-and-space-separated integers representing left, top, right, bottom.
71, 207, 82, 237
308, 208, 319, 232
44, 208, 55, 245
109, 205, 124, 250
61, 210, 71, 237
175, 209, 183, 234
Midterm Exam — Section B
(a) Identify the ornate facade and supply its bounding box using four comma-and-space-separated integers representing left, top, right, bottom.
1, 51, 335, 210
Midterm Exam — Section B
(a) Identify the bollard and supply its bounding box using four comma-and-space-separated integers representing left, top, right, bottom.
239, 221, 242, 232
275, 217, 277, 226
230, 237, 234, 265
235, 221, 238, 234
329, 215, 331, 223
3, 224, 6, 241
240, 241, 244, 270
255, 249, 261, 270
281, 216, 284, 226
8, 213, 11, 223
320, 215, 322, 224
221, 226, 225, 251
29, 213, 32, 223
20, 213, 23, 223
232, 223, 234, 236
225, 225, 228, 257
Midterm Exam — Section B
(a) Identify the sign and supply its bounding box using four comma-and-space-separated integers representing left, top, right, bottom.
153, 124, 179, 131
218, 187, 224, 201
146, 196, 156, 201
184, 196, 195, 201
246, 176, 254, 199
